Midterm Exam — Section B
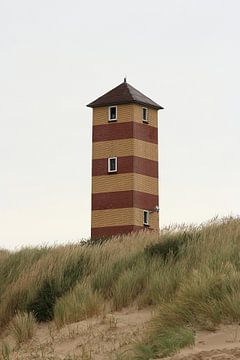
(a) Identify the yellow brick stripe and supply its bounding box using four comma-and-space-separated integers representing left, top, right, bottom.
134, 173, 159, 195
92, 207, 159, 229
93, 105, 133, 126
133, 105, 158, 128
92, 173, 158, 195
93, 104, 158, 127
92, 138, 158, 161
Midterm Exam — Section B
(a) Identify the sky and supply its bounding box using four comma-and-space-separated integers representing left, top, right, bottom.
0, 0, 239, 250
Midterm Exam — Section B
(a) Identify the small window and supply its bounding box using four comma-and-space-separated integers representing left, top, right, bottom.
108, 157, 117, 173
109, 106, 117, 121
143, 210, 149, 226
142, 107, 148, 123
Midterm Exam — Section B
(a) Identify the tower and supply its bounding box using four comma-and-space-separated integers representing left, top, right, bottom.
87, 80, 163, 238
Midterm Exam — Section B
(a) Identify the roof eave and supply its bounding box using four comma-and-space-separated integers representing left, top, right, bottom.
87, 100, 164, 110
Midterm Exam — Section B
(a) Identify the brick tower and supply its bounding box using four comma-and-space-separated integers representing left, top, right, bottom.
87, 79, 163, 238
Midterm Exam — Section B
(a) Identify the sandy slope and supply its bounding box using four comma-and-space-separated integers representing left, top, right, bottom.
167, 325, 240, 360
3, 309, 240, 359
4, 308, 153, 359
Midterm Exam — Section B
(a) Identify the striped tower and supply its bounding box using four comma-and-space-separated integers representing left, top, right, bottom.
87, 79, 163, 238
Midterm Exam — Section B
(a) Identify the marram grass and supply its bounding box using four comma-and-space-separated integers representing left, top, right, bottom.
0, 217, 240, 356
8, 312, 35, 345
54, 282, 103, 327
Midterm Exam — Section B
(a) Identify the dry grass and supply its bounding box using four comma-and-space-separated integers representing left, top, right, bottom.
54, 282, 103, 328
8, 312, 36, 345
0, 341, 11, 360
1, 217, 240, 358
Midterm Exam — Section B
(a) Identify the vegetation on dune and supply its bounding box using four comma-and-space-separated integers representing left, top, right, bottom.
0, 340, 11, 360
54, 282, 103, 327
0, 217, 240, 358
8, 312, 35, 345
132, 326, 195, 359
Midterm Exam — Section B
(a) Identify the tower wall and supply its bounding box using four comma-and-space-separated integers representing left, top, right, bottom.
91, 103, 159, 238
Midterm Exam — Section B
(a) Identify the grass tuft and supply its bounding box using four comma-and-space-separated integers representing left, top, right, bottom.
54, 282, 103, 328
133, 343, 159, 359
0, 341, 11, 360
152, 326, 195, 357
112, 260, 148, 310
133, 326, 194, 359
8, 312, 35, 345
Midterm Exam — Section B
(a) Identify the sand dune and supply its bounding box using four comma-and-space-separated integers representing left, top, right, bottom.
2, 307, 240, 359
167, 325, 240, 360
4, 308, 152, 359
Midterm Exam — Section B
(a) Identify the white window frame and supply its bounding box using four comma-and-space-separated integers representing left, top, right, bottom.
108, 106, 117, 122
143, 210, 150, 226
142, 107, 148, 123
108, 157, 118, 173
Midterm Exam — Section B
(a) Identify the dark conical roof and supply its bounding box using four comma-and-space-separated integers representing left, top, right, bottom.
87, 81, 163, 110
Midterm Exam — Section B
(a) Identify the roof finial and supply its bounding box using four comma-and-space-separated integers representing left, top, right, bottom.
124, 76, 127, 83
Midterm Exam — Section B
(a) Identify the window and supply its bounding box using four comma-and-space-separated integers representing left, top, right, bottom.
108, 157, 117, 173
109, 106, 117, 121
142, 107, 148, 123
143, 210, 150, 226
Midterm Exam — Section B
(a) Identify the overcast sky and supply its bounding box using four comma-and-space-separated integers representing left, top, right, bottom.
0, 0, 239, 249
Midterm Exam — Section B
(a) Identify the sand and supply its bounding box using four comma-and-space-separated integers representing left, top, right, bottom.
5, 307, 153, 359
166, 325, 240, 360
3, 309, 240, 359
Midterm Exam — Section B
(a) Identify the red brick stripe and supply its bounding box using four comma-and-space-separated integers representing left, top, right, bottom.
92, 122, 158, 144
92, 191, 158, 210
91, 225, 144, 238
134, 122, 158, 144
92, 156, 158, 178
